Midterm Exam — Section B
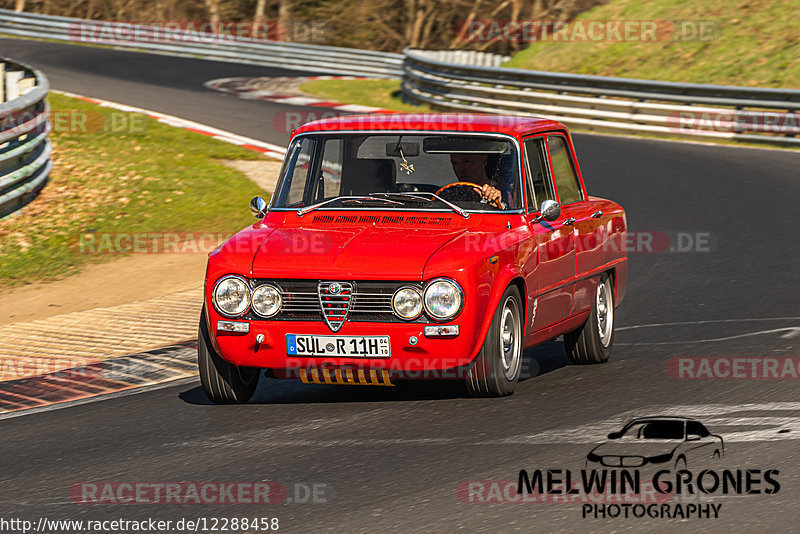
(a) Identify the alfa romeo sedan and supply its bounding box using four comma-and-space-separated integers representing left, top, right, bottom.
198, 114, 628, 402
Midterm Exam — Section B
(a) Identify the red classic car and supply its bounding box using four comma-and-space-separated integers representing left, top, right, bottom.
198, 114, 627, 402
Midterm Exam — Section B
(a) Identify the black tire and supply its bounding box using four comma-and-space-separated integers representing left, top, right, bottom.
197, 310, 260, 404
564, 273, 615, 364
466, 285, 524, 397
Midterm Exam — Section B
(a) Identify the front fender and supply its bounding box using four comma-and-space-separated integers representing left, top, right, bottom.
423, 219, 530, 364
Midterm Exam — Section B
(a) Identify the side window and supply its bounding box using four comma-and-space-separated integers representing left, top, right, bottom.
687, 421, 710, 437
641, 420, 685, 440
547, 135, 583, 205
523, 137, 555, 212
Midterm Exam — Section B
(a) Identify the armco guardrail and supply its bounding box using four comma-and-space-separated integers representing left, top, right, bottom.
0, 9, 403, 78
402, 49, 800, 146
0, 57, 51, 218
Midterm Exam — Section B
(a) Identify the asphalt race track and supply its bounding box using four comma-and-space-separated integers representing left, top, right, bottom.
1, 38, 799, 532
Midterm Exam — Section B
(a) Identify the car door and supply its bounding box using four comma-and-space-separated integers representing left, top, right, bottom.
544, 133, 605, 316
523, 135, 575, 332
683, 420, 720, 465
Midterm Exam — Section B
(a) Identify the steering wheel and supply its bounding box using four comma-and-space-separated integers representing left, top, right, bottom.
435, 181, 504, 210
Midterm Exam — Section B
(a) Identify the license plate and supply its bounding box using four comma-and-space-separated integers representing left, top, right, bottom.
286, 334, 391, 358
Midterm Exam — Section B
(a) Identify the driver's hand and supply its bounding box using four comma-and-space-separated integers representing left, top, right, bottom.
473, 184, 502, 205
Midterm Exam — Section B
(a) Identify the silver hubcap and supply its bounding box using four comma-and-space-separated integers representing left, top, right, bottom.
499, 296, 522, 380
596, 279, 613, 347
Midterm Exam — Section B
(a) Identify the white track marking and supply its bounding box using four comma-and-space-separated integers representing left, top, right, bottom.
618, 326, 800, 345
617, 317, 800, 331
54, 90, 288, 159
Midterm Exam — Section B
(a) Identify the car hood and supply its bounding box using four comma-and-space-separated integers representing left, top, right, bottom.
251, 224, 472, 280
590, 440, 679, 457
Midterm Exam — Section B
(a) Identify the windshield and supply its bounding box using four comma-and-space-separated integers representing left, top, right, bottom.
273, 133, 521, 212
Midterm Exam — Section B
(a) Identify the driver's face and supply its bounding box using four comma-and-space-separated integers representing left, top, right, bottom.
450, 154, 488, 182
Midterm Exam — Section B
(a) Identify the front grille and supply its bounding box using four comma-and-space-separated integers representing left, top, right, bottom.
247, 279, 429, 324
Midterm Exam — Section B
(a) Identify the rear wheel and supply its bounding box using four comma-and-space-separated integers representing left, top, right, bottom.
198, 310, 260, 404
564, 273, 615, 364
466, 285, 523, 397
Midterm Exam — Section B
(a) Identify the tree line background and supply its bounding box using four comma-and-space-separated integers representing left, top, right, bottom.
2, 0, 604, 53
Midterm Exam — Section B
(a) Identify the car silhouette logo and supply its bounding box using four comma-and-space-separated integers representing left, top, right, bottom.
586, 416, 724, 469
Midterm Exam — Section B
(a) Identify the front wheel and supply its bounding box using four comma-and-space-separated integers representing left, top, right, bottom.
197, 310, 260, 404
466, 285, 524, 397
564, 273, 615, 364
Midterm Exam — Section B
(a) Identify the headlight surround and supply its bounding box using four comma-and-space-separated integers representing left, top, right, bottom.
213, 275, 251, 317
392, 287, 423, 320
251, 284, 282, 318
423, 278, 463, 320
646, 452, 674, 464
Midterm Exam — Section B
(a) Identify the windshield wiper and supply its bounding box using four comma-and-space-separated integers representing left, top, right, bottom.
372, 192, 469, 219
370, 192, 432, 203
296, 195, 402, 216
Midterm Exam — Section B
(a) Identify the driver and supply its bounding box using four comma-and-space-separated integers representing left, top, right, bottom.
449, 154, 503, 206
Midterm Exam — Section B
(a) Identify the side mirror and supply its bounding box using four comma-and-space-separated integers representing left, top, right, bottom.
686, 433, 701, 441
533, 199, 561, 223
607, 432, 621, 440
250, 196, 268, 219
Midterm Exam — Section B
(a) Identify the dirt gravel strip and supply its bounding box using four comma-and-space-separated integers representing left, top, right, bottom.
0, 288, 202, 383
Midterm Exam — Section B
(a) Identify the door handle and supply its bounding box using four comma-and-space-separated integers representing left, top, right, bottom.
564, 217, 576, 226
591, 210, 603, 218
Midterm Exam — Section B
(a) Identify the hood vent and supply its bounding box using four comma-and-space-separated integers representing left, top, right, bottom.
310, 214, 452, 226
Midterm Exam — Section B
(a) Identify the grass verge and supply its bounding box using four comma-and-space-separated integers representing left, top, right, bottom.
503, 0, 799, 88
0, 92, 269, 289
299, 79, 430, 113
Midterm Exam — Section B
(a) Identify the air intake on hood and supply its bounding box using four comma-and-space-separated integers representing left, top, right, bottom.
311, 214, 452, 226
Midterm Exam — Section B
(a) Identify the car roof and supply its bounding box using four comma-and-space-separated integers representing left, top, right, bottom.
293, 113, 567, 137
625, 416, 700, 424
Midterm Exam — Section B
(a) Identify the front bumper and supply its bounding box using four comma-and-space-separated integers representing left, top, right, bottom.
210, 315, 481, 377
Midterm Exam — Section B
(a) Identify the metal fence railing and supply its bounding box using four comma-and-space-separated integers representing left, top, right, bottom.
402, 49, 800, 146
0, 9, 403, 78
0, 57, 50, 218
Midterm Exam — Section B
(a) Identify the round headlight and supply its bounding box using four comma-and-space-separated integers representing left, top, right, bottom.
423, 279, 463, 320
252, 284, 282, 318
392, 287, 423, 320
213, 276, 251, 317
